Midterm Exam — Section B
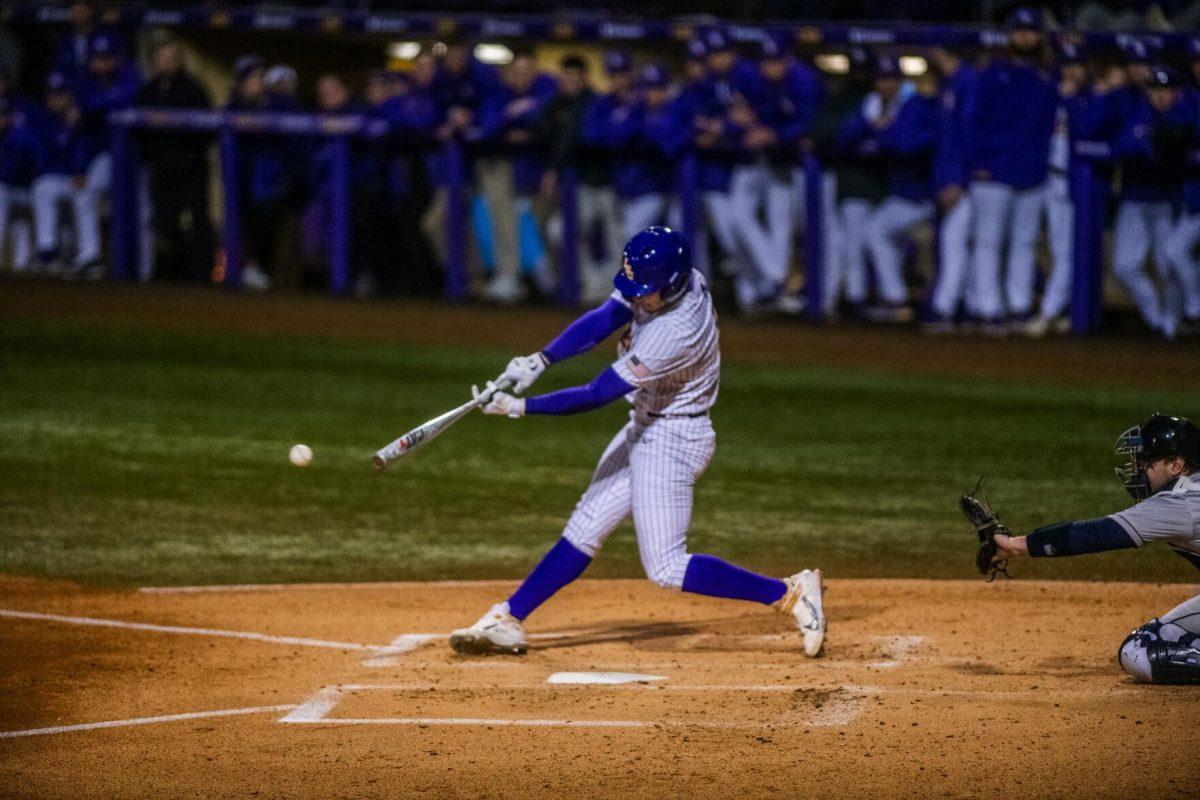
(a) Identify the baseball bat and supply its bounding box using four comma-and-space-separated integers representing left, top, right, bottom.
371, 380, 512, 470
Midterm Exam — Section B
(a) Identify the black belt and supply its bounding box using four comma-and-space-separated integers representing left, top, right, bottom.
647, 410, 709, 419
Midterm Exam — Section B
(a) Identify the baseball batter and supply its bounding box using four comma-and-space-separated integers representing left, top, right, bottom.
974, 415, 1200, 684
449, 226, 825, 656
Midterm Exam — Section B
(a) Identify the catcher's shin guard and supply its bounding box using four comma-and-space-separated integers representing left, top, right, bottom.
1118, 630, 1200, 684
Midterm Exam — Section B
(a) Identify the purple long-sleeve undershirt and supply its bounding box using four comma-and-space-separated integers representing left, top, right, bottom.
541, 297, 633, 364
525, 367, 635, 416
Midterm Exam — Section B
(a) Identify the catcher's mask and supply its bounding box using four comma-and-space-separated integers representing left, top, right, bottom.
1114, 414, 1200, 500
1114, 426, 1149, 500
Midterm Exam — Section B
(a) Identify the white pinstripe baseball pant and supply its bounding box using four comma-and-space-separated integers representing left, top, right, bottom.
562, 414, 715, 589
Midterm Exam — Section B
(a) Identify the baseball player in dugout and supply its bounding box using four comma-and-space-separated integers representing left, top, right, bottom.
448, 226, 826, 657
968, 415, 1200, 685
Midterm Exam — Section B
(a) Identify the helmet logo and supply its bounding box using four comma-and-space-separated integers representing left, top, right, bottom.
622, 259, 635, 281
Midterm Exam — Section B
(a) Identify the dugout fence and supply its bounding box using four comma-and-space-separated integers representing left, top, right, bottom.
12, 3, 1200, 333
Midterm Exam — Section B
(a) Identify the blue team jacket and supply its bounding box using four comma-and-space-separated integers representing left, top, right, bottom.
1113, 91, 1200, 204
0, 114, 42, 187
604, 97, 689, 199
965, 57, 1057, 190
932, 64, 978, 191
471, 74, 558, 194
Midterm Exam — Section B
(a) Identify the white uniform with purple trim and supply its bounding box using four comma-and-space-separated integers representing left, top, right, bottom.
560, 269, 720, 589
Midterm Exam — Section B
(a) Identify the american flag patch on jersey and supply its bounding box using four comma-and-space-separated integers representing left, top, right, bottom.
626, 355, 652, 380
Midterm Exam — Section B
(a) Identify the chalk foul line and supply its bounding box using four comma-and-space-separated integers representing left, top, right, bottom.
0, 609, 378, 652
0, 705, 297, 739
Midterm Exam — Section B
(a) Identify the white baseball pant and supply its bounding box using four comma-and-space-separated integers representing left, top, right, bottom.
729, 163, 794, 293
865, 196, 931, 305
819, 172, 843, 313
1112, 199, 1176, 333
576, 184, 624, 303
967, 180, 1045, 319
561, 415, 715, 590
622, 192, 668, 242
929, 192, 972, 318
825, 197, 873, 311
703, 189, 762, 309
0, 183, 33, 271
32, 152, 112, 268
1165, 211, 1200, 322
1039, 174, 1074, 320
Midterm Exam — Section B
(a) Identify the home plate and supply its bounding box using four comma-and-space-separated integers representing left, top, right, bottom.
546, 672, 666, 685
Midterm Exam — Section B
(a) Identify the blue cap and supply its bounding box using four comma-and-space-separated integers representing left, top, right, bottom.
615, 226, 692, 300
686, 37, 708, 61
1007, 7, 1044, 31
603, 50, 632, 75
703, 29, 733, 54
235, 54, 265, 82
759, 33, 789, 60
89, 31, 121, 58
1147, 65, 1182, 88
46, 71, 70, 92
638, 63, 670, 89
874, 54, 901, 78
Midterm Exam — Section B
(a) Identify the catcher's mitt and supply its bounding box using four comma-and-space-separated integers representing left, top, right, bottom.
959, 478, 1012, 581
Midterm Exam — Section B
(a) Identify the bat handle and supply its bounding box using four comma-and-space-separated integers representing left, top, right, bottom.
476, 378, 515, 407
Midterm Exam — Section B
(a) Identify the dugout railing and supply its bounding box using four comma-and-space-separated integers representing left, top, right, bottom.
13, 3, 1197, 332
107, 108, 1173, 335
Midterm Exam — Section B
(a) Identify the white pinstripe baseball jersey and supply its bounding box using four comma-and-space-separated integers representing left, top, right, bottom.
556, 270, 722, 591
610, 270, 720, 417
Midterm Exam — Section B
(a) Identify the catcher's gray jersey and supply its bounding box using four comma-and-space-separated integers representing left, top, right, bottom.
1109, 473, 1200, 570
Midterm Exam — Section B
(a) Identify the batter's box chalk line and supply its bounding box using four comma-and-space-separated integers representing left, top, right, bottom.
279, 683, 879, 730
361, 631, 580, 667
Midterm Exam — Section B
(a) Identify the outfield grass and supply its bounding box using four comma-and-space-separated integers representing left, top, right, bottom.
1, 318, 1195, 586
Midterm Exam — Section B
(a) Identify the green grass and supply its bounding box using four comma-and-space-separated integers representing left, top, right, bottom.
1, 319, 1195, 586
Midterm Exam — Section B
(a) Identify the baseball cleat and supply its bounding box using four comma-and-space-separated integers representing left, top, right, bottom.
775, 569, 826, 657
449, 601, 528, 656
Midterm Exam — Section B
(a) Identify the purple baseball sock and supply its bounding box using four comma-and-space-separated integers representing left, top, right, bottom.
507, 537, 592, 621
682, 554, 787, 605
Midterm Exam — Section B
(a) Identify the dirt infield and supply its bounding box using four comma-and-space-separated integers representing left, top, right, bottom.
3, 278, 1199, 389
1, 575, 1196, 799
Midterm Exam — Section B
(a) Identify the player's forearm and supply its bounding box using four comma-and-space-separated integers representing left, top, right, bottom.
525, 367, 634, 416
1000, 518, 1137, 559
541, 298, 633, 364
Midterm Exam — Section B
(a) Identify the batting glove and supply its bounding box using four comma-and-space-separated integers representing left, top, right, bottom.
497, 352, 548, 394
472, 382, 526, 418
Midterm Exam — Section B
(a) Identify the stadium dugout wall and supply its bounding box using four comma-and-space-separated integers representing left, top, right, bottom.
11, 3, 1200, 332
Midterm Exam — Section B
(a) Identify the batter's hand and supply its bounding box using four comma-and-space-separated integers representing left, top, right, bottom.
497, 352, 548, 394
473, 383, 525, 418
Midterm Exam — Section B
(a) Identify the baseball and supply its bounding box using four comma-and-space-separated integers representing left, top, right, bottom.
289, 443, 313, 467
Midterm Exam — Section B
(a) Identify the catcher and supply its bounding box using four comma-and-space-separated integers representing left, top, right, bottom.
961, 414, 1200, 685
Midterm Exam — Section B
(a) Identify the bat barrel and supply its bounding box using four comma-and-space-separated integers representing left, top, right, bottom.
371, 381, 512, 471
